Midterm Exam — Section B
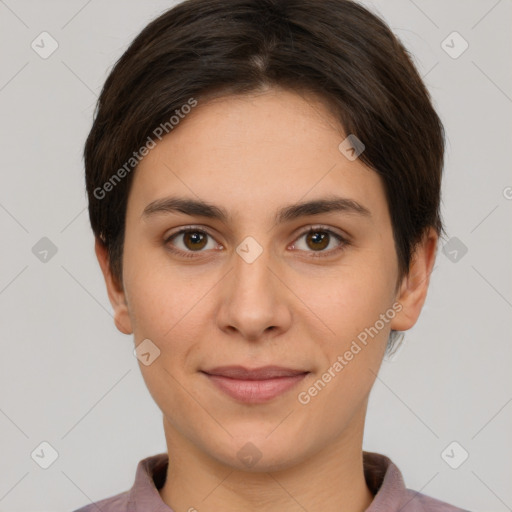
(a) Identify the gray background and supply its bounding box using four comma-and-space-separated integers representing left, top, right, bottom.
0, 0, 511, 510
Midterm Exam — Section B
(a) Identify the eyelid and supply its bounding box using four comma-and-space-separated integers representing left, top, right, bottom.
164, 225, 216, 240
163, 225, 222, 247
291, 224, 350, 242
289, 224, 350, 258
164, 224, 350, 257
163, 226, 222, 260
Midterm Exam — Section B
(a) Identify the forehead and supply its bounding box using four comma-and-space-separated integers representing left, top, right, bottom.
127, 88, 388, 225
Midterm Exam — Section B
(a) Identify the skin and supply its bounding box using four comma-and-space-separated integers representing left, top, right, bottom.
96, 86, 438, 512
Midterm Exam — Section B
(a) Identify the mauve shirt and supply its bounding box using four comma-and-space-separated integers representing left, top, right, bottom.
72, 451, 470, 512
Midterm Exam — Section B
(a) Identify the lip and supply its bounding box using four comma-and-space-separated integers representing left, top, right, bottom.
201, 365, 309, 403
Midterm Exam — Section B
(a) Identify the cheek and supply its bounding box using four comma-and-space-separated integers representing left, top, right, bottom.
123, 237, 206, 336
303, 264, 394, 402
124, 266, 207, 413
292, 261, 394, 346
128, 275, 207, 345
295, 274, 390, 429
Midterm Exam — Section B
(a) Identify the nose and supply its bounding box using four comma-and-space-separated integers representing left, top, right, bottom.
215, 243, 292, 342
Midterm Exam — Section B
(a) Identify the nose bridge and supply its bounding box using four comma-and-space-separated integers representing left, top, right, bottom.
216, 235, 291, 339
232, 237, 276, 303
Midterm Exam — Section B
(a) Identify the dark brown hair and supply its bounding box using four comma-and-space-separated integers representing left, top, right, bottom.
85, 0, 445, 350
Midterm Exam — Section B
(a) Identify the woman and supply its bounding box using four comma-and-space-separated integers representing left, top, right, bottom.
76, 0, 468, 510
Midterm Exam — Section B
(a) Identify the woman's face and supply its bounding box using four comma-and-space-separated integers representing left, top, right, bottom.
100, 87, 435, 471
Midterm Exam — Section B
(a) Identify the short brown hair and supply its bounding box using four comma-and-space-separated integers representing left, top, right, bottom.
85, 0, 445, 349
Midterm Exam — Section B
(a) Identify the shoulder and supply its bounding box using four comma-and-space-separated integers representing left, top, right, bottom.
71, 452, 168, 511
71, 490, 129, 512
362, 450, 470, 512
401, 488, 471, 512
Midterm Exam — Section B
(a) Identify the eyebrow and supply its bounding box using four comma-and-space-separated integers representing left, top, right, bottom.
141, 195, 372, 225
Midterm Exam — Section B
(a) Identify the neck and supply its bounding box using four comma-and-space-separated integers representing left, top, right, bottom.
159, 411, 374, 512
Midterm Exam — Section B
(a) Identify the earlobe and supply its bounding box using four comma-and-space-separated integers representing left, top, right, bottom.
390, 228, 438, 332
94, 238, 133, 335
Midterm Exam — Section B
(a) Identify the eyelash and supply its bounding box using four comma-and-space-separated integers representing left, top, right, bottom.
164, 225, 350, 259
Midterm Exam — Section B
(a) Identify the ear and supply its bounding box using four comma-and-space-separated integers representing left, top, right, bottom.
390, 227, 438, 331
94, 237, 133, 335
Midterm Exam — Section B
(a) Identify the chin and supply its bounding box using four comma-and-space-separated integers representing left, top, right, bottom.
204, 432, 311, 473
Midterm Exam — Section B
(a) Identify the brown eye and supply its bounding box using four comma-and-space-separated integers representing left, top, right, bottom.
293, 227, 349, 257
305, 231, 330, 251
165, 228, 218, 257
182, 231, 208, 251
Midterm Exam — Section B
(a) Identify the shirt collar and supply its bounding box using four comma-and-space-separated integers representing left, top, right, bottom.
127, 450, 411, 511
